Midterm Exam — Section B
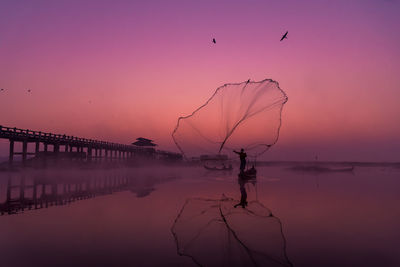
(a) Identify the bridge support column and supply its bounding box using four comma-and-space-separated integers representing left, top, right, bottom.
9, 140, 14, 166
77, 147, 82, 161
54, 144, 60, 163
35, 142, 40, 157
33, 181, 38, 208
20, 175, 26, 208
87, 147, 92, 162
22, 141, 28, 165
6, 178, 11, 205
54, 144, 59, 153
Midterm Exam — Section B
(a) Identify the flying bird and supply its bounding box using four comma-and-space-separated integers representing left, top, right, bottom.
280, 31, 288, 41
0, 88, 4, 92
247, 79, 250, 83
212, 38, 216, 44
27, 89, 31, 93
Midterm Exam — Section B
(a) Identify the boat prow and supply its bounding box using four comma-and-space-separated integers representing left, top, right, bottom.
238, 166, 257, 179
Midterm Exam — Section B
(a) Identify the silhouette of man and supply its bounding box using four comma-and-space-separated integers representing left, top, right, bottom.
233, 148, 247, 172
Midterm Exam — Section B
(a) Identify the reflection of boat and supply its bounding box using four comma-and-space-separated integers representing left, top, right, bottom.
238, 166, 257, 179
201, 154, 232, 171
290, 165, 354, 173
204, 164, 232, 171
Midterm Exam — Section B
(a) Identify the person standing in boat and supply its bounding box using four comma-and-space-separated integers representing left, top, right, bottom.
233, 148, 247, 173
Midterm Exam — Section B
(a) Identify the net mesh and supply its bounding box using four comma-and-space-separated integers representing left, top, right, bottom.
171, 196, 293, 267
172, 79, 288, 160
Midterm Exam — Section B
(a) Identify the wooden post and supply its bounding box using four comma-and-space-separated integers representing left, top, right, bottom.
44, 143, 48, 152
33, 180, 38, 209
87, 147, 92, 162
9, 140, 14, 165
6, 177, 11, 203
78, 147, 82, 161
20, 174, 25, 209
54, 144, 60, 163
35, 142, 40, 157
22, 141, 28, 165
54, 144, 59, 153
95, 148, 99, 162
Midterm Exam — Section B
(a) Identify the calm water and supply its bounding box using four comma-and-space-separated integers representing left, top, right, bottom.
0, 165, 399, 267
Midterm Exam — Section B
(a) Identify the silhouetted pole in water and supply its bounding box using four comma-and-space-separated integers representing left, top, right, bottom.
9, 140, 14, 166
35, 142, 40, 157
22, 141, 27, 166
87, 147, 92, 162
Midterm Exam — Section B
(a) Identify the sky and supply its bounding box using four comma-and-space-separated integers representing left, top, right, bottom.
0, 0, 399, 161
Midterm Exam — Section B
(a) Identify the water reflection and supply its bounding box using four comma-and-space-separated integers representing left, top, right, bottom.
0, 170, 179, 215
171, 176, 293, 267
234, 176, 256, 208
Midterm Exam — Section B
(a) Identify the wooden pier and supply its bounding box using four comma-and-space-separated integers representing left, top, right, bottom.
0, 125, 182, 166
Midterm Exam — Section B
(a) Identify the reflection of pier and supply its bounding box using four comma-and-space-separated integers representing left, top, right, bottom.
0, 125, 182, 167
0, 172, 178, 215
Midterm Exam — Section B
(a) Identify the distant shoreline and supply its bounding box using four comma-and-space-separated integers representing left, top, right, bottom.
256, 161, 400, 167
2, 159, 399, 166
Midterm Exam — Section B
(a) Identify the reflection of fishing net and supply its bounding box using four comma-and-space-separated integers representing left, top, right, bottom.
172, 79, 288, 159
171, 196, 293, 267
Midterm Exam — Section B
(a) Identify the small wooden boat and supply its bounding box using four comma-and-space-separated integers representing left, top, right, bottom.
238, 166, 257, 179
289, 165, 354, 173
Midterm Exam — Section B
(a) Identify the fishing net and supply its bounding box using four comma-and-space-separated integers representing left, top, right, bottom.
171, 196, 293, 267
172, 79, 288, 160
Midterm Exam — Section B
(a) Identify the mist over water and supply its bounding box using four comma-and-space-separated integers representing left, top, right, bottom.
0, 164, 399, 267
1, 1, 399, 266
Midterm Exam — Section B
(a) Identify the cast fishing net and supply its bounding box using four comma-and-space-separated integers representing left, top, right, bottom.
171, 196, 293, 267
172, 79, 288, 160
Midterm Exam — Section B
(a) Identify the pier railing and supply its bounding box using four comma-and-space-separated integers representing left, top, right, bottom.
0, 125, 133, 150
0, 125, 182, 165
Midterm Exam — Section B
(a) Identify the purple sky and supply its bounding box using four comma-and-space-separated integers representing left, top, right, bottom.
0, 0, 399, 161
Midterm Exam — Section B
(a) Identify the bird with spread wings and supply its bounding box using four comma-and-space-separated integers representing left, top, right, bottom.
280, 31, 288, 41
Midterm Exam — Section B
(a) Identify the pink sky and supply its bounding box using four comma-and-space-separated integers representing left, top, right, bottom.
0, 0, 399, 161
